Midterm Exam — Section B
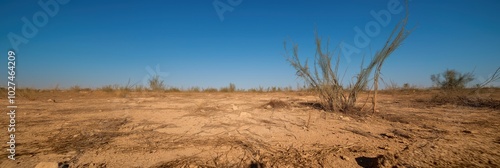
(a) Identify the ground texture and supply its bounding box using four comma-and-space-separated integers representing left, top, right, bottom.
1, 89, 499, 167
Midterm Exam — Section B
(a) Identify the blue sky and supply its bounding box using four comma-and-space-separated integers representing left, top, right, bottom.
1, 0, 499, 89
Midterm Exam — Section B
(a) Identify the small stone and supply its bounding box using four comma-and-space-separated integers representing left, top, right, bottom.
340, 155, 350, 161
462, 130, 474, 134
232, 104, 239, 110
381, 132, 396, 138
47, 99, 55, 103
340, 116, 351, 121
378, 146, 390, 150
265, 105, 272, 109
35, 162, 58, 168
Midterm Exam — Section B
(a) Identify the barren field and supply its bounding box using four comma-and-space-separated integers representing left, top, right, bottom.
1, 89, 499, 167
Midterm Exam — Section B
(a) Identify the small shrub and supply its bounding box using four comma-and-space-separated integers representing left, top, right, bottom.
267, 86, 282, 92
70, 85, 81, 92
431, 69, 474, 90
134, 85, 145, 92
403, 83, 410, 89
249, 86, 266, 92
149, 75, 166, 91
220, 83, 237, 92
188, 87, 201, 92
100, 85, 114, 92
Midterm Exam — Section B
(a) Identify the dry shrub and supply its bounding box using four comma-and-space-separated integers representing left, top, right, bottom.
69, 85, 81, 92
100, 85, 114, 93
220, 83, 237, 92
149, 75, 166, 91
285, 8, 411, 112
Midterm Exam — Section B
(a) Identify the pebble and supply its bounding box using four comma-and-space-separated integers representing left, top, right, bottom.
340, 116, 351, 121
340, 155, 350, 161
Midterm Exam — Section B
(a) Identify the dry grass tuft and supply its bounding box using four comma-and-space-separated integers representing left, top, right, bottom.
18, 88, 39, 101
203, 87, 219, 92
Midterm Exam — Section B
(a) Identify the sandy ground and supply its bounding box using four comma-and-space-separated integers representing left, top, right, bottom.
0, 89, 499, 167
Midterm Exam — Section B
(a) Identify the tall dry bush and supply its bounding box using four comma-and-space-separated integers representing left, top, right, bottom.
285, 6, 411, 113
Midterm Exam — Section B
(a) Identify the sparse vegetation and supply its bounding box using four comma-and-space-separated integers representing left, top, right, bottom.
248, 86, 265, 92
187, 87, 201, 92
431, 69, 474, 90
383, 80, 400, 91
70, 85, 81, 92
133, 85, 145, 92
427, 67, 500, 109
100, 85, 115, 93
18, 88, 38, 101
148, 75, 166, 91
220, 83, 237, 92
203, 87, 218, 92
165, 87, 181, 92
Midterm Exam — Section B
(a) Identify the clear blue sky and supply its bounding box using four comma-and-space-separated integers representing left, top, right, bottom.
1, 0, 499, 89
